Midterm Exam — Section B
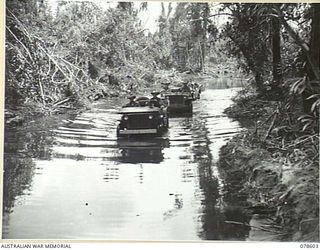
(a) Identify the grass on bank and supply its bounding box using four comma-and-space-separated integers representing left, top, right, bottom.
220, 86, 319, 241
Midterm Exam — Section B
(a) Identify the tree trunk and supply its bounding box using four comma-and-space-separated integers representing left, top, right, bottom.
200, 41, 205, 71
236, 41, 264, 92
303, 3, 320, 113
274, 4, 320, 80
271, 16, 283, 98
255, 72, 264, 93
309, 3, 320, 77
201, 3, 210, 72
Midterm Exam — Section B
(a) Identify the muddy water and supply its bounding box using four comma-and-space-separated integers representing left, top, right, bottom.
3, 80, 250, 240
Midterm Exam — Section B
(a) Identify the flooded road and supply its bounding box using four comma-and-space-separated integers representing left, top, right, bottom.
3, 80, 250, 240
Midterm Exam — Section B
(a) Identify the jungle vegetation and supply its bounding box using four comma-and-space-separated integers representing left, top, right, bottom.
4, 1, 320, 241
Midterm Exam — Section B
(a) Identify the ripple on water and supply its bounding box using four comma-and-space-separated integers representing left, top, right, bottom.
3, 87, 249, 240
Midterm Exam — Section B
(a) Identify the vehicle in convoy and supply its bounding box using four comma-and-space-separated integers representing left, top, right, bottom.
164, 87, 193, 114
116, 96, 169, 137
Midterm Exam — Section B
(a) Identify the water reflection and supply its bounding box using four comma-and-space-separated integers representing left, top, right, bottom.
3, 79, 250, 240
169, 113, 193, 118
2, 157, 35, 214
2, 115, 72, 237
208, 76, 246, 89
117, 138, 170, 164
189, 104, 250, 240
103, 166, 119, 182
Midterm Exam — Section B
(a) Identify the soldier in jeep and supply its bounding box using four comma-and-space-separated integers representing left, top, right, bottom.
123, 95, 138, 107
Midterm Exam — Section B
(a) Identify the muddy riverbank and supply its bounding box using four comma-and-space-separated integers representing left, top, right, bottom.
218, 89, 319, 241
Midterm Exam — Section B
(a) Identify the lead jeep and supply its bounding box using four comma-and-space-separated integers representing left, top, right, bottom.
116, 97, 169, 137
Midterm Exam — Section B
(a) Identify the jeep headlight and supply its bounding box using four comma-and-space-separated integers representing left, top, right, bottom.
148, 115, 153, 119
123, 115, 129, 121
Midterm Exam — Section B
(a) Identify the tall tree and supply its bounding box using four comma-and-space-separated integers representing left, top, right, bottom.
271, 11, 283, 97
304, 3, 320, 113
152, 2, 174, 68
273, 4, 320, 113
221, 4, 270, 93
169, 3, 212, 72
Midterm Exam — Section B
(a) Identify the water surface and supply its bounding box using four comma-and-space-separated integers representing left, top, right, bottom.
3, 81, 250, 240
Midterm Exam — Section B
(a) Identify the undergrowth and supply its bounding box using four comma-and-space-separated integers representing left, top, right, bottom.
220, 87, 319, 241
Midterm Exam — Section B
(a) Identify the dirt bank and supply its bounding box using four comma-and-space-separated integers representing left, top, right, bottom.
218, 88, 319, 241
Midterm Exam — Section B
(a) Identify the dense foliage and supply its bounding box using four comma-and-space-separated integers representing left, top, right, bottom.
221, 4, 320, 112
5, 2, 319, 116
5, 1, 224, 116
219, 3, 319, 241
5, 1, 168, 114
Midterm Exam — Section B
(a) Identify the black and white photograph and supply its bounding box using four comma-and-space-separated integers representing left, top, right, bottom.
2, 0, 319, 243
